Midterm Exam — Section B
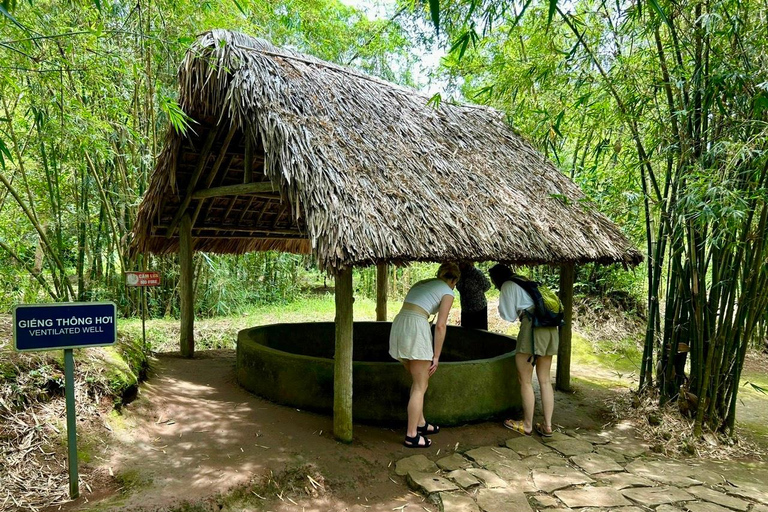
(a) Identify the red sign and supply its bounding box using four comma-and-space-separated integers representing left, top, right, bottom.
125, 271, 161, 287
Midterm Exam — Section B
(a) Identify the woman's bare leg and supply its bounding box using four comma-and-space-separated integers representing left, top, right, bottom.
515, 352, 535, 433
406, 360, 431, 438
535, 355, 554, 432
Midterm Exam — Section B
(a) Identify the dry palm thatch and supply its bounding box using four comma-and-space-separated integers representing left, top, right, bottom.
132, 29, 642, 270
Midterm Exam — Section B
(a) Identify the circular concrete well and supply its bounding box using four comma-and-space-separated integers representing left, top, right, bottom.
236, 322, 521, 425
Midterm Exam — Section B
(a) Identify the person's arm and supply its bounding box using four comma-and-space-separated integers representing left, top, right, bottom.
497, 282, 519, 322
430, 294, 454, 376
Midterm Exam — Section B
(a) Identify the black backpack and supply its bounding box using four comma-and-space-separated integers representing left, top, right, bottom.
508, 275, 565, 328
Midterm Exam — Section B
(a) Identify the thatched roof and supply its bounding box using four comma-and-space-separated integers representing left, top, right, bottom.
132, 29, 642, 270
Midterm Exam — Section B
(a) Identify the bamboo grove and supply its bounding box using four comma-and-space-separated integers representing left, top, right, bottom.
432, 0, 768, 436
0, 0, 417, 315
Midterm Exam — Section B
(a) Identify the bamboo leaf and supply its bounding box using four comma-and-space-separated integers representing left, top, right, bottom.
0, 3, 29, 33
426, 92, 441, 110
0, 136, 12, 169
428, 0, 440, 33
547, 0, 558, 31
232, 0, 247, 16
509, 0, 533, 31
647, 0, 671, 29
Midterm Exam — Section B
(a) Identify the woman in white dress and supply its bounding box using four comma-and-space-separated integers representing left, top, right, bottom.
389, 262, 460, 448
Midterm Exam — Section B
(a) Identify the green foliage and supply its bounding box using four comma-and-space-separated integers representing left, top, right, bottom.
425, 0, 768, 437
0, 0, 418, 315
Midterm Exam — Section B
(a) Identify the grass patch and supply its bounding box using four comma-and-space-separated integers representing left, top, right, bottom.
571, 331, 642, 377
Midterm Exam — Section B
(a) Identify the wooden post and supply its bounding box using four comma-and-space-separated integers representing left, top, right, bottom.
180, 214, 195, 358
334, 266, 354, 442
376, 263, 387, 321
556, 263, 575, 391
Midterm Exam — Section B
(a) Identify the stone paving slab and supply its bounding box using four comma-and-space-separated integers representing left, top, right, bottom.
438, 492, 481, 512
505, 436, 553, 457
602, 441, 647, 458
396, 454, 438, 476
519, 452, 568, 470
437, 453, 472, 471
687, 486, 749, 511
484, 462, 536, 492
598, 472, 655, 490
467, 468, 507, 488
555, 487, 632, 508
625, 459, 703, 487
464, 446, 520, 467
566, 430, 613, 445
622, 485, 694, 506
593, 445, 628, 463
532, 466, 594, 493
570, 453, 624, 474
540, 431, 574, 444
751, 505, 768, 512
687, 468, 728, 486
407, 471, 459, 495
684, 502, 734, 512
547, 439, 595, 457
724, 480, 768, 505
446, 469, 481, 490
656, 506, 685, 512
476, 488, 533, 512
531, 495, 560, 508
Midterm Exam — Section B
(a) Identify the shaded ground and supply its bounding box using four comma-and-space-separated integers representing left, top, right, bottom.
62, 349, 620, 511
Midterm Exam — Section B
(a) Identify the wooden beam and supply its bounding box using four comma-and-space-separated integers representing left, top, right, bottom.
244, 128, 254, 183
152, 234, 305, 241
334, 266, 354, 443
191, 131, 238, 225
192, 181, 276, 200
556, 263, 575, 392
179, 214, 195, 358
376, 263, 387, 321
156, 224, 302, 236
166, 128, 220, 238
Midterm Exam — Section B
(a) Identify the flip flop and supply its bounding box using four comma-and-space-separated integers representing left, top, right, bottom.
535, 422, 553, 437
403, 433, 432, 448
417, 422, 440, 435
503, 419, 531, 436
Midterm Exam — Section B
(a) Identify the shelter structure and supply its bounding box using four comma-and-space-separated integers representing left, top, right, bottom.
132, 29, 642, 442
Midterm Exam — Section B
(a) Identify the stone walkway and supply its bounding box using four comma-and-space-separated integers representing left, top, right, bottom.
395, 424, 768, 512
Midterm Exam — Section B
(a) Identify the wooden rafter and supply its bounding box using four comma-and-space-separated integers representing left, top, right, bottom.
165, 127, 220, 238
191, 181, 276, 200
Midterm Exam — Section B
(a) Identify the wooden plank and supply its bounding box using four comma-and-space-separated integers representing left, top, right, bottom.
192, 181, 275, 200
334, 266, 354, 443
556, 263, 575, 392
166, 128, 220, 238
244, 128, 254, 183
376, 263, 387, 321
179, 214, 195, 358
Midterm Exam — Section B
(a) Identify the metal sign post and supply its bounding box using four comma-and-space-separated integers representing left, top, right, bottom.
125, 271, 161, 349
12, 302, 117, 499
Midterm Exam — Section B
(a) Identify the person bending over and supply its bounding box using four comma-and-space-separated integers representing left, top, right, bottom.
389, 262, 460, 448
488, 263, 557, 437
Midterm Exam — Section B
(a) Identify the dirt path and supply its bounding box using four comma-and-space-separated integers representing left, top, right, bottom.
71, 349, 624, 511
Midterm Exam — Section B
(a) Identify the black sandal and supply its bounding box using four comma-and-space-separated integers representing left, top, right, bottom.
417, 422, 440, 435
403, 434, 432, 448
